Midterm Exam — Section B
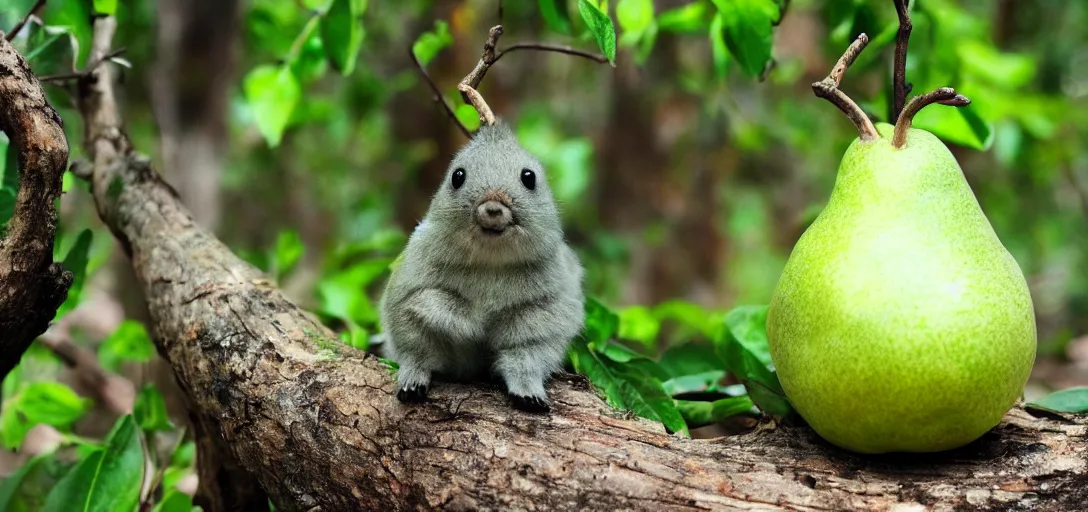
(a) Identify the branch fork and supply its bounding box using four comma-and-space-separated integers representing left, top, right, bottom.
812, 0, 972, 149
410, 23, 608, 138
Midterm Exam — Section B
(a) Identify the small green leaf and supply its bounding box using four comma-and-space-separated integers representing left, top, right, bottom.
616, 0, 653, 36
243, 65, 301, 148
411, 20, 453, 67
662, 371, 726, 396
93, 0, 118, 15
912, 102, 994, 151
956, 40, 1035, 89
151, 490, 194, 512
289, 31, 328, 84
319, 0, 365, 75
42, 415, 145, 512
170, 441, 196, 468
454, 104, 482, 132
56, 229, 93, 319
656, 1, 712, 34
709, 12, 730, 79
42, 0, 92, 68
134, 384, 174, 432
316, 259, 392, 324
17, 382, 93, 427
711, 0, 777, 78
617, 305, 660, 347
271, 230, 305, 281
675, 396, 755, 428
0, 451, 72, 511
1026, 387, 1088, 414
712, 306, 793, 417
538, 0, 572, 35
98, 320, 156, 372
658, 341, 724, 379
583, 296, 619, 346
578, 0, 617, 66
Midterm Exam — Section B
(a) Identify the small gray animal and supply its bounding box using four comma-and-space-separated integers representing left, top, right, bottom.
378, 121, 585, 413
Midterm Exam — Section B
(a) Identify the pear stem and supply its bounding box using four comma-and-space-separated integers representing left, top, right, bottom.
891, 87, 971, 148
892, 0, 913, 121
811, 33, 879, 141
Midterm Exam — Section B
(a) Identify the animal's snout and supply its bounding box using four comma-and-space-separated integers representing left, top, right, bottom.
475, 199, 512, 233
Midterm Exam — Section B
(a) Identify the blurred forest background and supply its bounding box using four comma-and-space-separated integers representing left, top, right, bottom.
0, 0, 1086, 509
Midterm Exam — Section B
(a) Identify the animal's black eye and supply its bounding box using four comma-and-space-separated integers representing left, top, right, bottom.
451, 168, 466, 189
520, 169, 536, 190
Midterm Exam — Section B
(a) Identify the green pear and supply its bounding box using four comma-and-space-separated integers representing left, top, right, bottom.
766, 121, 1037, 454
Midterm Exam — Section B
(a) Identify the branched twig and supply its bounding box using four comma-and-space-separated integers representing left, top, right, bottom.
414, 23, 608, 137
892, 0, 913, 121
408, 48, 471, 139
891, 87, 970, 148
811, 33, 878, 140
5, 0, 46, 42
38, 46, 126, 83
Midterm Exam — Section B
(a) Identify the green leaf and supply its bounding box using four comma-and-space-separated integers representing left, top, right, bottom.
92, 0, 117, 15
1026, 387, 1088, 414
151, 490, 194, 512
170, 441, 196, 468
316, 259, 392, 324
454, 104, 482, 132
18, 382, 92, 426
98, 320, 156, 372
709, 12, 729, 79
569, 338, 688, 436
42, 0, 92, 68
662, 371, 726, 396
411, 20, 453, 67
134, 385, 174, 432
42, 415, 145, 512
243, 65, 301, 148
712, 306, 793, 417
656, 1, 711, 34
0, 451, 73, 512
711, 0, 777, 78
319, 0, 365, 75
617, 305, 660, 347
616, 0, 653, 36
0, 141, 18, 234
289, 31, 328, 84
271, 230, 305, 280
658, 341, 724, 379
912, 102, 994, 150
956, 40, 1035, 89
56, 229, 93, 319
675, 396, 755, 428
538, 0, 572, 35
583, 296, 619, 346
578, 0, 617, 66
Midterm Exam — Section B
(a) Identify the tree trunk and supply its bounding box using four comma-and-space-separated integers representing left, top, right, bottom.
70, 16, 1088, 512
0, 29, 73, 381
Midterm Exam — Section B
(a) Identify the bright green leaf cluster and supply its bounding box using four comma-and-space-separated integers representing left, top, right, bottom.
98, 320, 157, 372
0, 382, 93, 449
578, 0, 617, 66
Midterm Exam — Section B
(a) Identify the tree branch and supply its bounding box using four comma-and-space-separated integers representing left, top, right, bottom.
38, 329, 134, 415
495, 43, 609, 64
72, 14, 1088, 512
811, 33, 879, 141
38, 47, 127, 83
0, 27, 73, 381
892, 0, 913, 121
5, 0, 46, 42
891, 86, 970, 148
408, 48, 471, 139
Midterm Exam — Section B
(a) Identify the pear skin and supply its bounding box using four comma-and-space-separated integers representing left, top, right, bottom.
766, 122, 1037, 454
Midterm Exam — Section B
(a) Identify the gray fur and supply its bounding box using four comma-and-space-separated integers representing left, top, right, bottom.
378, 121, 585, 411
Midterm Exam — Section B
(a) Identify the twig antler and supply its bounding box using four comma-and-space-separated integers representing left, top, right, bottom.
811, 33, 878, 141
411, 23, 607, 138
892, 87, 969, 147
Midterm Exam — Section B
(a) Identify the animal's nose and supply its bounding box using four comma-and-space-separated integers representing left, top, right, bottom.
484, 205, 504, 217
475, 200, 512, 231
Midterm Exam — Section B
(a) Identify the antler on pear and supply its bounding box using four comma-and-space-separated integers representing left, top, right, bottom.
811, 33, 879, 141
891, 87, 970, 148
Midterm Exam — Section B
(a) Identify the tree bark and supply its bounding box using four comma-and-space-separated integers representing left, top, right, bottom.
0, 30, 73, 381
72, 16, 1088, 512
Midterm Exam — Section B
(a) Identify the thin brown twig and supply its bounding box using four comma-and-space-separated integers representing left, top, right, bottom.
38, 46, 126, 82
496, 43, 609, 63
408, 47, 471, 139
892, 0, 913, 121
811, 33, 878, 140
458, 25, 504, 127
891, 87, 970, 148
5, 0, 46, 42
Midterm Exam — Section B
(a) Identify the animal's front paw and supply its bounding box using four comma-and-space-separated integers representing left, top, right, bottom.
510, 394, 550, 413
397, 384, 429, 403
